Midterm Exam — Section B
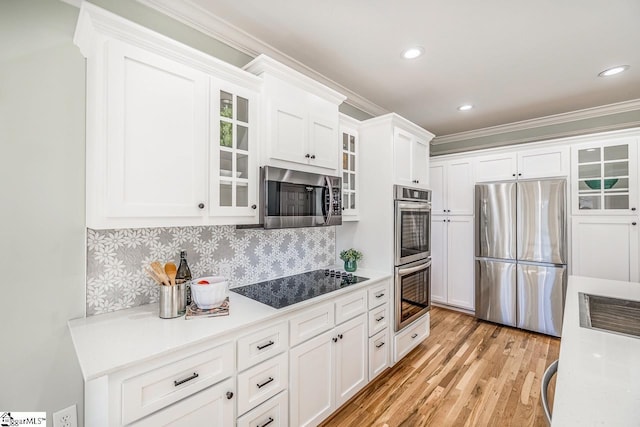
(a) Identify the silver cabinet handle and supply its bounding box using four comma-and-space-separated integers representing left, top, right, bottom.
375, 342, 385, 348
257, 377, 274, 389
174, 372, 198, 387
541, 359, 559, 424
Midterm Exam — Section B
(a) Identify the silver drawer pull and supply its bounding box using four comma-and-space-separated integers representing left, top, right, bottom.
376, 316, 385, 322
375, 293, 385, 298
257, 340, 275, 350
257, 417, 274, 427
174, 372, 199, 387
411, 333, 418, 339
257, 377, 274, 389
375, 342, 385, 348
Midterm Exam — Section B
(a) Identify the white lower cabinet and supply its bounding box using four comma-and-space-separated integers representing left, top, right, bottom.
394, 313, 430, 362
130, 378, 234, 426
572, 216, 639, 282
289, 314, 368, 426
431, 215, 475, 310
237, 353, 288, 416
237, 391, 288, 427
368, 329, 390, 381
120, 341, 234, 425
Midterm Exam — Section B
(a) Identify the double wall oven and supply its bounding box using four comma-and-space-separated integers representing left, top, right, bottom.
394, 185, 432, 331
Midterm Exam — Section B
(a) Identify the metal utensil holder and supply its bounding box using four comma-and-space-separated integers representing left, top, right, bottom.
159, 282, 187, 319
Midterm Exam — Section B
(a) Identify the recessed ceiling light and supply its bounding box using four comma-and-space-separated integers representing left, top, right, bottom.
402, 47, 424, 60
598, 65, 630, 77
458, 104, 473, 111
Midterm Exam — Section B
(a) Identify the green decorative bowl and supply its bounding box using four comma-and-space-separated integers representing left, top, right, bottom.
585, 179, 619, 190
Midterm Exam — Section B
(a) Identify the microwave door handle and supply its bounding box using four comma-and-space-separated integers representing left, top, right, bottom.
324, 176, 333, 225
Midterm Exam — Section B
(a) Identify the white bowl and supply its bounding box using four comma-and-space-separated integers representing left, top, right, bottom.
191, 276, 228, 309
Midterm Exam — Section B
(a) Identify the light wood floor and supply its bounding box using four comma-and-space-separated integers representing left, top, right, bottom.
322, 307, 560, 427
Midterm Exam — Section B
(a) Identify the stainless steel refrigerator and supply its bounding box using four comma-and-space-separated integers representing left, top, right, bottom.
475, 179, 567, 337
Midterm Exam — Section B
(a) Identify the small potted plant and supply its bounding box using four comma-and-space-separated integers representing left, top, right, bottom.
340, 249, 363, 272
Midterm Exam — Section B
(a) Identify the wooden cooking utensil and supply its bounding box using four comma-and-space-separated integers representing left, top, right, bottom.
150, 261, 171, 286
164, 262, 177, 286
145, 267, 165, 285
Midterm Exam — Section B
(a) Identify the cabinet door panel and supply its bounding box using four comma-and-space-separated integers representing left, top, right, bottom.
269, 95, 307, 165
412, 138, 429, 186
131, 379, 233, 427
475, 153, 517, 182
368, 329, 390, 381
431, 217, 448, 304
289, 330, 334, 426
447, 160, 474, 215
430, 163, 446, 215
394, 128, 413, 185
309, 114, 339, 170
518, 146, 568, 179
572, 217, 639, 282
335, 315, 368, 407
107, 42, 207, 218
447, 217, 475, 310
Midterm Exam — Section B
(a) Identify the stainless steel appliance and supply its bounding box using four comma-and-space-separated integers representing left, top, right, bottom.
395, 259, 431, 331
395, 186, 432, 265
394, 185, 432, 331
475, 179, 567, 337
260, 166, 342, 229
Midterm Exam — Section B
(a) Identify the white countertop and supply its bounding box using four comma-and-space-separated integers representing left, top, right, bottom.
68, 268, 391, 381
552, 275, 640, 426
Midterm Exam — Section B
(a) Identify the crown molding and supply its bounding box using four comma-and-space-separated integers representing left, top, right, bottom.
362, 113, 435, 141
432, 98, 640, 146
135, 0, 389, 117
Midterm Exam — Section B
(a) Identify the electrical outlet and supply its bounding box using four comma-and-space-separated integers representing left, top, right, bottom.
53, 404, 77, 427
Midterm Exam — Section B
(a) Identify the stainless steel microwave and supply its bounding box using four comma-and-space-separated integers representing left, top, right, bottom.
260, 166, 342, 229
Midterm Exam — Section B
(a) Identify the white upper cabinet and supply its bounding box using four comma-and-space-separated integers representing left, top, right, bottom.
475, 146, 569, 182
244, 55, 346, 174
430, 159, 474, 215
394, 128, 430, 188
518, 146, 569, 179
340, 114, 360, 219
210, 81, 258, 218
105, 41, 209, 222
474, 153, 517, 182
75, 3, 262, 228
571, 137, 639, 215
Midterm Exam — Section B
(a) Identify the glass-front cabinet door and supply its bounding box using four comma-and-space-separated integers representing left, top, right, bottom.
572, 138, 638, 214
210, 80, 258, 219
339, 115, 360, 220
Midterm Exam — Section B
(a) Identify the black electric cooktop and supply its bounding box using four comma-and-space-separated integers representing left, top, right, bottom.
231, 269, 369, 309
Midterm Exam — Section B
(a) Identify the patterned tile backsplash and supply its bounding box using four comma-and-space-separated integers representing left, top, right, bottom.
86, 226, 336, 316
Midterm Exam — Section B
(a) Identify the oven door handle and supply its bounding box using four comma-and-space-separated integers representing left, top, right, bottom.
397, 261, 430, 276
324, 176, 333, 225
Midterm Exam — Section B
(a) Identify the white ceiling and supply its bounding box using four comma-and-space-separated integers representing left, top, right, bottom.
172, 0, 639, 136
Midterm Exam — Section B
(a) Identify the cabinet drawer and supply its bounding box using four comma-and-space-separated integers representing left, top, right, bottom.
121, 341, 234, 425
335, 289, 367, 325
237, 352, 288, 416
130, 378, 234, 426
394, 313, 430, 362
369, 329, 390, 381
368, 303, 389, 337
238, 321, 288, 371
367, 281, 390, 309
237, 391, 288, 427
290, 302, 335, 347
